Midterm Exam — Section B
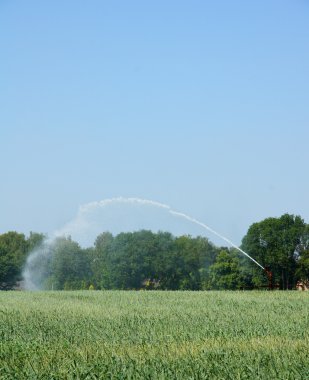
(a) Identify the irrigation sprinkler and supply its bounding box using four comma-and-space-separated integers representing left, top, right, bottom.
264, 266, 273, 290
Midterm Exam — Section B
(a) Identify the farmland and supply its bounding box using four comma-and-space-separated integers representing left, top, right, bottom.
0, 291, 308, 379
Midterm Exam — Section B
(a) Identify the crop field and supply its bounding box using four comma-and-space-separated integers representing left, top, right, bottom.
0, 291, 308, 379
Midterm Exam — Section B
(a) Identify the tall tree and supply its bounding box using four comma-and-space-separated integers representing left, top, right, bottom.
241, 214, 306, 289
0, 232, 28, 289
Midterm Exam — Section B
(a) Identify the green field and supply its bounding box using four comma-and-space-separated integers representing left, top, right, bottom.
0, 291, 308, 379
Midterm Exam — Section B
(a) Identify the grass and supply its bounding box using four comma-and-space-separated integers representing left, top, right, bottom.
0, 291, 308, 379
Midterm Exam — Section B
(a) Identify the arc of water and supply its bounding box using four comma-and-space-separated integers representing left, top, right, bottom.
169, 210, 264, 270
23, 196, 265, 290
72, 197, 265, 271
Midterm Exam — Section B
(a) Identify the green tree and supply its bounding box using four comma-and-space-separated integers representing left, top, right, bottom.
209, 249, 246, 290
92, 232, 114, 289
106, 230, 160, 289
47, 237, 91, 290
196, 237, 218, 290
295, 225, 309, 282
151, 231, 177, 290
168, 235, 215, 290
27, 232, 45, 251
0, 232, 28, 289
241, 214, 306, 289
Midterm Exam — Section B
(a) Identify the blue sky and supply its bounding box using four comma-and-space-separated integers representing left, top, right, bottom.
1, 1, 308, 246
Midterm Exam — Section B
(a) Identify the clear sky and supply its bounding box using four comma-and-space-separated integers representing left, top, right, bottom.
1, 0, 308, 246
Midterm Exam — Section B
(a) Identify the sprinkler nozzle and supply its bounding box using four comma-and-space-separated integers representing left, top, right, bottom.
264, 266, 273, 290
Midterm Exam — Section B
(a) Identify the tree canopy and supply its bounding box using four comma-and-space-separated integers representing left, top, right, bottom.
241, 214, 308, 289
1, 213, 308, 290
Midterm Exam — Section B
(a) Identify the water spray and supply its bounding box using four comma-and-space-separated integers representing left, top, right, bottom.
168, 209, 274, 287
168, 207, 274, 288
23, 196, 269, 289
169, 209, 265, 270
72, 197, 265, 270
169, 208, 274, 289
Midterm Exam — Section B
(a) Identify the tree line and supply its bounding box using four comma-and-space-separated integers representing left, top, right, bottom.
1, 214, 308, 290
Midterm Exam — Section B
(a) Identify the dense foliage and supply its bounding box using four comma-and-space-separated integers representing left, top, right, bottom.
0, 232, 44, 290
0, 291, 308, 379
241, 214, 309, 289
0, 213, 308, 290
